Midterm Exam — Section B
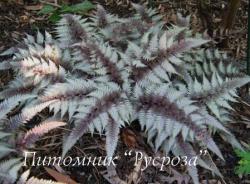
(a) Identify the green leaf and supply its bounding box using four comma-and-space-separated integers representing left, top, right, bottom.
49, 11, 61, 23
60, 0, 95, 14
38, 5, 55, 15
235, 149, 250, 175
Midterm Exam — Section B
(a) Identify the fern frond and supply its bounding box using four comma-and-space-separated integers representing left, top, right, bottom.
74, 42, 125, 85
0, 158, 23, 183
6, 162, 24, 183
0, 143, 16, 153
9, 100, 58, 130
188, 73, 250, 120
0, 134, 15, 159
186, 49, 243, 79
130, 31, 209, 83
26, 177, 64, 184
0, 94, 35, 120
105, 115, 120, 158
135, 84, 224, 159
132, 3, 162, 23
17, 169, 30, 184
19, 121, 66, 148
0, 78, 35, 99
40, 79, 95, 118
176, 13, 190, 27
92, 4, 120, 29
23, 59, 66, 84
0, 158, 21, 172
95, 4, 108, 28
0, 132, 11, 139
56, 14, 92, 46
0, 31, 55, 60
63, 83, 133, 157
173, 139, 199, 184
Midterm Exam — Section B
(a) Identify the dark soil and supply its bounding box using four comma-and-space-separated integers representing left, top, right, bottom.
0, 2, 50, 51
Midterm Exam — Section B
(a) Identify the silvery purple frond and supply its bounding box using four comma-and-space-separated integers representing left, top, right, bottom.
59, 14, 89, 44
18, 121, 66, 148
96, 5, 108, 28
137, 95, 195, 128
62, 90, 123, 157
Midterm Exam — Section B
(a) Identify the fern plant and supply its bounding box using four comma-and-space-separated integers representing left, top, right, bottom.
0, 3, 248, 183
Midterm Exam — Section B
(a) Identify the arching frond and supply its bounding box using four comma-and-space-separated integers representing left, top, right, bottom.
0, 94, 35, 120
188, 73, 250, 120
0, 158, 23, 183
19, 121, 66, 148
26, 177, 64, 184
63, 82, 133, 157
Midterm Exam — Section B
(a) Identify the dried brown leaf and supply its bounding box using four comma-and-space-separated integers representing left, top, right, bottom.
121, 128, 138, 148
24, 4, 43, 11
44, 167, 78, 184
